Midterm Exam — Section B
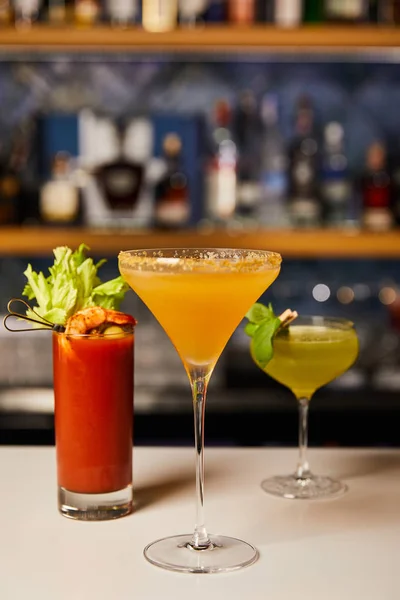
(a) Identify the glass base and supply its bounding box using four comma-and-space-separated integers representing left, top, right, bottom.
261, 474, 348, 500
58, 485, 133, 520
144, 534, 259, 574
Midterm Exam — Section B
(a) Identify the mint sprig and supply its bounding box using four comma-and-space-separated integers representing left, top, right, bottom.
244, 302, 282, 369
22, 244, 129, 327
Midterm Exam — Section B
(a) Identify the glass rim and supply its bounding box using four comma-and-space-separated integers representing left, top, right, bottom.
118, 247, 282, 272
52, 328, 135, 339
280, 315, 355, 329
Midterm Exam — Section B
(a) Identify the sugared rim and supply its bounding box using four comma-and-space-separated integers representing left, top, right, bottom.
118, 248, 282, 273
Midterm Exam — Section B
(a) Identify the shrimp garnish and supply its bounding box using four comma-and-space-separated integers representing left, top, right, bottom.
65, 307, 137, 335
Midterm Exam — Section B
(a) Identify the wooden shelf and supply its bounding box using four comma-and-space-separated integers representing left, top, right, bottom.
0, 227, 399, 258
0, 25, 399, 53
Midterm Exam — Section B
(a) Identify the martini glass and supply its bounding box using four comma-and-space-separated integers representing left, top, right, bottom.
253, 316, 359, 500
119, 248, 281, 574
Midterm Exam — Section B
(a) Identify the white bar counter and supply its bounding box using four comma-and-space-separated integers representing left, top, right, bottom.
0, 447, 398, 600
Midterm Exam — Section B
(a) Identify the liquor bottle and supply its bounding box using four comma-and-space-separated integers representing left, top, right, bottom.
228, 0, 255, 24
288, 95, 320, 228
274, 0, 302, 27
324, 0, 368, 22
377, 0, 400, 23
258, 93, 288, 227
0, 154, 20, 225
260, 0, 276, 21
179, 0, 208, 25
233, 90, 263, 219
255, 0, 274, 21
368, 0, 381, 21
206, 100, 237, 223
390, 0, 400, 23
48, 0, 74, 22
0, 0, 12, 25
320, 122, 352, 227
154, 133, 190, 229
0, 117, 40, 225
79, 110, 159, 228
392, 156, 400, 226
255, 0, 267, 21
2, 117, 40, 224
47, 0, 67, 23
13, 0, 41, 26
142, 0, 178, 31
94, 122, 145, 214
303, 0, 323, 22
39, 152, 81, 225
361, 142, 393, 232
105, 0, 138, 26
204, 0, 226, 21
74, 0, 100, 26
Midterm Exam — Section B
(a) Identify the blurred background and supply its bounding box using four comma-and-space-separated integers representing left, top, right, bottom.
0, 0, 399, 447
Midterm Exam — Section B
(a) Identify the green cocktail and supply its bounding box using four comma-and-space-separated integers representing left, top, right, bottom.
253, 316, 359, 499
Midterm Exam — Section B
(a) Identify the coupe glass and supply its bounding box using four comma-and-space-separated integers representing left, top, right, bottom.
119, 248, 281, 573
253, 316, 359, 500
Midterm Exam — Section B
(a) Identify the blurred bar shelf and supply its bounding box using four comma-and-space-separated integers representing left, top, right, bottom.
0, 26, 399, 53
0, 227, 399, 258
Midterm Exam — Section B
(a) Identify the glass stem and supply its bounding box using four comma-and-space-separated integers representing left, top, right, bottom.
190, 373, 211, 550
296, 398, 311, 480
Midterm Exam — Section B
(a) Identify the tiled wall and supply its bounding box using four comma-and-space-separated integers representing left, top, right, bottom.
1, 52, 400, 172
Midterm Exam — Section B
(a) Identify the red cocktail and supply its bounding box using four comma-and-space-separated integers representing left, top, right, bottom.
53, 328, 134, 520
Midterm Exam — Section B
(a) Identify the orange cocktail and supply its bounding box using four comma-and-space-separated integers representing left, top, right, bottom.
119, 248, 281, 574
120, 252, 280, 375
53, 330, 134, 519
